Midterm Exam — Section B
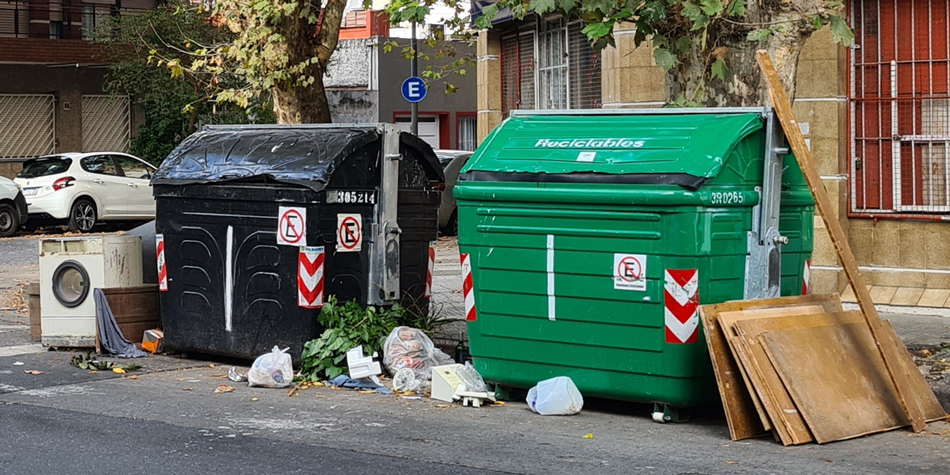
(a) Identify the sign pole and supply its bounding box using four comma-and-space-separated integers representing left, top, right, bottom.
410, 21, 418, 136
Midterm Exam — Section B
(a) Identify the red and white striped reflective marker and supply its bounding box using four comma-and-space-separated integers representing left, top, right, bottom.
664, 269, 700, 344
156, 234, 168, 292
298, 246, 325, 308
460, 253, 477, 321
425, 241, 436, 298
802, 259, 811, 295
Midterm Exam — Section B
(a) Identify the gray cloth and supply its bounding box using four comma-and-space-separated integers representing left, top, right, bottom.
94, 288, 148, 358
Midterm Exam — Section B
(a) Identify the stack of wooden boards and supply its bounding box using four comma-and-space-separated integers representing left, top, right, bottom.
700, 293, 947, 445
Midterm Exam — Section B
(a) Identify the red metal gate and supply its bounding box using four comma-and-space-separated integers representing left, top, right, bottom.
851, 0, 950, 216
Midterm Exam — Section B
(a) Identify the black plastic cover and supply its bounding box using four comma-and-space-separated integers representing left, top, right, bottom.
460, 170, 707, 190
153, 126, 443, 192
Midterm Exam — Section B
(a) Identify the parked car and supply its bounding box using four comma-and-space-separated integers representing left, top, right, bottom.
436, 150, 474, 236
0, 176, 28, 237
14, 153, 158, 233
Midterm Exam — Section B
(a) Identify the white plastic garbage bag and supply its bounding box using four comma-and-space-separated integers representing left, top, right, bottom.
526, 376, 584, 415
248, 346, 293, 388
383, 326, 454, 381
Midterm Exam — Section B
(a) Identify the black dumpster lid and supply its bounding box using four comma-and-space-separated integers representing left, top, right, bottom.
152, 125, 443, 192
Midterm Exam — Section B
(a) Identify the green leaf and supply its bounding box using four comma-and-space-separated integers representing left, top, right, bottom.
710, 58, 729, 81
699, 0, 723, 16
747, 29, 772, 43
829, 16, 855, 46
531, 0, 556, 14
674, 36, 693, 54
581, 22, 612, 41
726, 0, 745, 16
681, 3, 704, 25
654, 48, 676, 71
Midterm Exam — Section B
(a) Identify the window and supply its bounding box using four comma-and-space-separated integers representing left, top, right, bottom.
500, 17, 601, 116
537, 19, 568, 110
81, 4, 96, 40
18, 158, 71, 178
115, 155, 153, 179
0, 2, 29, 38
49, 21, 63, 39
850, 0, 950, 216
458, 115, 477, 151
81, 156, 118, 176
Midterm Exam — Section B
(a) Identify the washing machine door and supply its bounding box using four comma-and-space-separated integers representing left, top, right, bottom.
52, 260, 91, 308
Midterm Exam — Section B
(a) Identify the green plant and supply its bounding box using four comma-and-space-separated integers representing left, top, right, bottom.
299, 296, 403, 381
398, 294, 451, 337
69, 352, 142, 372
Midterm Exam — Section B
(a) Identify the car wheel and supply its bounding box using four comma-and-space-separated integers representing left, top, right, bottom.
0, 203, 19, 238
68, 199, 97, 233
444, 209, 459, 237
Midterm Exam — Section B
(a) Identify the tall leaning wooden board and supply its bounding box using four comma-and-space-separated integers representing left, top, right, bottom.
755, 50, 927, 432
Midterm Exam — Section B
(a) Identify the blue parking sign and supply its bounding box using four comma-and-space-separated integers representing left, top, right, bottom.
401, 76, 427, 103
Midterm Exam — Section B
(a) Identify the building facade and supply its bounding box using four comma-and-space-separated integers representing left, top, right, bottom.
476, 1, 950, 305
0, 0, 154, 177
327, 11, 478, 150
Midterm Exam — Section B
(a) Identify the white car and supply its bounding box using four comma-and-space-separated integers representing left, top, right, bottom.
0, 176, 28, 237
15, 153, 157, 233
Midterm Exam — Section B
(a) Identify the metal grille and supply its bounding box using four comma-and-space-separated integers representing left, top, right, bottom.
500, 19, 601, 116
538, 18, 568, 109
0, 94, 55, 158
851, 0, 950, 215
82, 95, 130, 153
458, 115, 477, 150
501, 29, 536, 117
568, 22, 602, 109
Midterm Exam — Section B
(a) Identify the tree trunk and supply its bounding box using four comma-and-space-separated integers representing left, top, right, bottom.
665, 3, 825, 107
268, 0, 346, 124
273, 70, 332, 124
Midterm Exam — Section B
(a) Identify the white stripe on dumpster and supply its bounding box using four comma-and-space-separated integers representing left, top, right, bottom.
547, 234, 555, 321
224, 225, 234, 332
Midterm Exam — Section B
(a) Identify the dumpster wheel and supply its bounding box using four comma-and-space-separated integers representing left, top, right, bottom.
652, 403, 689, 423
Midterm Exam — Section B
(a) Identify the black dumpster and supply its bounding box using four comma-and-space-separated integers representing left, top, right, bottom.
152, 124, 443, 362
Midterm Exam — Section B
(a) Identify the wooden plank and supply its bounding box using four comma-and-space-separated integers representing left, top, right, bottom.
755, 50, 927, 433
699, 305, 769, 440
882, 320, 948, 422
699, 294, 842, 442
725, 308, 854, 446
761, 321, 947, 443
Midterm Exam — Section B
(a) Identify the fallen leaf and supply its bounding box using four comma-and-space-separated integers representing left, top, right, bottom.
251, 398, 259, 402
493, 401, 506, 406
24, 370, 42, 375
182, 387, 194, 391
401, 391, 416, 396
435, 404, 454, 408
314, 395, 325, 399
210, 374, 228, 378
214, 384, 235, 394
357, 389, 376, 394
311, 382, 325, 387
582, 433, 594, 439
113, 368, 126, 374
823, 459, 835, 463
209, 364, 216, 368
725, 461, 740, 465
90, 370, 98, 374
129, 375, 139, 380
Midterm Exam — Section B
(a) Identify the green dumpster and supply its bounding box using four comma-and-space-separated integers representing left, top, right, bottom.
455, 108, 814, 411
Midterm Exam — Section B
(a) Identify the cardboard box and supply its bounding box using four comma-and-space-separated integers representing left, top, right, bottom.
142, 329, 164, 354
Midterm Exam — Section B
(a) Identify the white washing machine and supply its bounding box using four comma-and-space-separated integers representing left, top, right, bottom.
40, 235, 143, 347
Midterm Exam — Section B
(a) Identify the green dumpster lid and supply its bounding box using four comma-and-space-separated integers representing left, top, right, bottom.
461, 112, 764, 189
